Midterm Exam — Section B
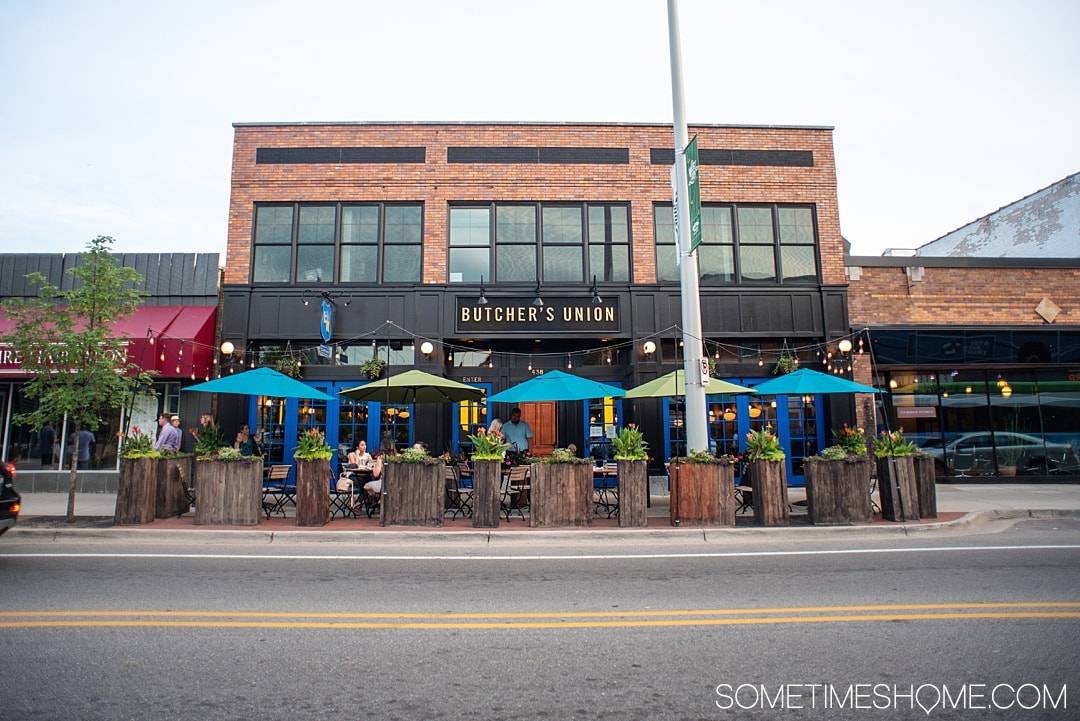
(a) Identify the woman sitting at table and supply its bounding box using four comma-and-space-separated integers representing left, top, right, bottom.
348, 439, 373, 470
363, 436, 397, 499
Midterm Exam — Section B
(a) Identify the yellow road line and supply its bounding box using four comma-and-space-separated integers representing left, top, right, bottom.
1, 603, 1078, 629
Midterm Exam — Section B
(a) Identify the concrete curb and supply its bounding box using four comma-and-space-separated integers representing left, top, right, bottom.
7, 509, 1078, 545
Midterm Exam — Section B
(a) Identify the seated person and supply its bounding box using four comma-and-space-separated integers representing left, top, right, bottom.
348, 439, 374, 470
363, 436, 397, 499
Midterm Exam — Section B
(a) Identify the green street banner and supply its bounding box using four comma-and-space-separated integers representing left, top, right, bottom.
686, 135, 702, 252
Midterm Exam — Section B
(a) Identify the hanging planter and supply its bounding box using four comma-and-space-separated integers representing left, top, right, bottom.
360, 357, 385, 379
773, 354, 799, 375
274, 356, 302, 378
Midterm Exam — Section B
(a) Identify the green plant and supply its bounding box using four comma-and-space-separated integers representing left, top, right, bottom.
469, 430, 511, 460
194, 422, 228, 457
671, 449, 724, 464
536, 447, 585, 463
874, 429, 917, 458
745, 426, 786, 461
438, 451, 464, 466
293, 428, 333, 461
998, 415, 1027, 466
118, 426, 159, 460
384, 446, 435, 464
773, 354, 799, 375
806, 445, 869, 463
360, 357, 385, 379
274, 356, 302, 378
611, 425, 648, 461
831, 424, 867, 456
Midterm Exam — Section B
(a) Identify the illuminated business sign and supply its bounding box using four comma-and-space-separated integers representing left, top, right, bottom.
456, 297, 619, 334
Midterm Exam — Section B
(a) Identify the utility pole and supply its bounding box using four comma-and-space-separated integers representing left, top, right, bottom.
667, 0, 708, 452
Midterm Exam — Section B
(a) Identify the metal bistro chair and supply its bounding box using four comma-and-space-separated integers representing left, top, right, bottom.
593, 463, 619, 518
501, 466, 530, 522
262, 465, 294, 519
330, 468, 359, 519
444, 464, 473, 520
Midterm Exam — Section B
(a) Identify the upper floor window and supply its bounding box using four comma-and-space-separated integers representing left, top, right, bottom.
448, 202, 630, 284
252, 202, 423, 284
654, 203, 817, 284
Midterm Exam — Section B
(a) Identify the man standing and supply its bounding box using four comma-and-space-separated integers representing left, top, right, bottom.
154, 413, 181, 452
39, 422, 55, 468
72, 425, 95, 470
501, 407, 533, 452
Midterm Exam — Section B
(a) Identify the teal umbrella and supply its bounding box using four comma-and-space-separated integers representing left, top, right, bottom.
183, 367, 335, 401
751, 367, 881, 396
487, 370, 625, 403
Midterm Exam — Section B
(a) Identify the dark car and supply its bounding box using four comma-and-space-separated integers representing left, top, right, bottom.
922, 432, 1080, 476
0, 461, 20, 536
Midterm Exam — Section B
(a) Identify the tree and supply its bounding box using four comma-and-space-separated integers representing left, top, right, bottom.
1, 236, 155, 521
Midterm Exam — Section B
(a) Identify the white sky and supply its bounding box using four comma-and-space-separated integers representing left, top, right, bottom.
1, 0, 1077, 259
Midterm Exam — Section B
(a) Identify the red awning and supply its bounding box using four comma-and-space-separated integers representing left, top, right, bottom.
0, 305, 217, 379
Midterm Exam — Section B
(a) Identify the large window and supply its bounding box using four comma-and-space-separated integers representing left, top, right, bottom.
655, 203, 817, 284
252, 202, 423, 284
449, 202, 630, 284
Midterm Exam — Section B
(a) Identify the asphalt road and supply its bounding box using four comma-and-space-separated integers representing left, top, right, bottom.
2, 518, 1078, 720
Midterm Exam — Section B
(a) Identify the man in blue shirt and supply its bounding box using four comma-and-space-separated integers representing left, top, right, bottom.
153, 413, 181, 452
501, 407, 532, 452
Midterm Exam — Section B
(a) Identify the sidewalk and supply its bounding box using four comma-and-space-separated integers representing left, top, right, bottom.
10, 484, 1080, 540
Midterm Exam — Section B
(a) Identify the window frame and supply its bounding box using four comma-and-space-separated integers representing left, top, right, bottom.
250, 201, 424, 284
654, 202, 819, 285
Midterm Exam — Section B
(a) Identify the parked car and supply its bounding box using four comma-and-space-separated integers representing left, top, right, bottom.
0, 461, 20, 536
921, 432, 1080, 476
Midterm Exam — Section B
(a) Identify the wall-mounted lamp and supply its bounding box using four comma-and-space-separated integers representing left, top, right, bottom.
477, 276, 489, 306
838, 339, 853, 354
531, 281, 544, 307
590, 275, 602, 305
642, 340, 657, 356
419, 341, 435, 357
220, 341, 235, 356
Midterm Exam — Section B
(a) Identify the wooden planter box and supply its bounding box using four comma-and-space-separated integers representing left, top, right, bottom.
194, 458, 263, 526
530, 461, 592, 528
115, 457, 158, 525
668, 462, 735, 527
876, 456, 920, 522
805, 459, 872, 525
295, 458, 331, 527
155, 455, 194, 519
747, 460, 789, 526
913, 456, 938, 519
381, 462, 443, 527
616, 459, 649, 527
471, 459, 502, 528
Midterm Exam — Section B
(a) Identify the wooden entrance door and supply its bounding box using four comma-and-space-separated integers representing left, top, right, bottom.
520, 402, 555, 456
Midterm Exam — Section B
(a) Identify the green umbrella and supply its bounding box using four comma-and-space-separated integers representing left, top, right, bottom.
623, 369, 756, 399
339, 369, 485, 404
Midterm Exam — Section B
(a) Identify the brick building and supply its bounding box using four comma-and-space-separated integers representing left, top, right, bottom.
221, 122, 854, 482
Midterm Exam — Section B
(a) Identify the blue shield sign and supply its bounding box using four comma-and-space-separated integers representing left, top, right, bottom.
320, 298, 333, 343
